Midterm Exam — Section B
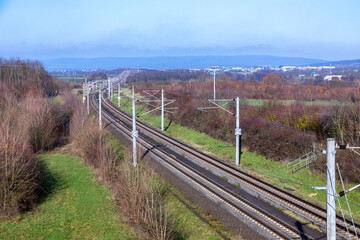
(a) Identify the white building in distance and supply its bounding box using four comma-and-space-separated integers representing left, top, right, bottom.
324, 75, 343, 81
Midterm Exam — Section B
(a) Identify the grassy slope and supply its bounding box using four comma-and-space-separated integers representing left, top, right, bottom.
113, 93, 360, 223
0, 154, 137, 240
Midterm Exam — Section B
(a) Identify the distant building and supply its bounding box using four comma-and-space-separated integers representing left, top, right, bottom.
324, 75, 343, 81
281, 66, 296, 71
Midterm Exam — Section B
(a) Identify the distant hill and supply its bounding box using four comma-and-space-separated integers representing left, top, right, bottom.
42, 55, 327, 71
310, 59, 360, 67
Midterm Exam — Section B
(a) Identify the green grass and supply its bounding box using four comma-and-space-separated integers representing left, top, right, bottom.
56, 76, 85, 83
0, 154, 137, 240
53, 95, 64, 104
113, 93, 360, 223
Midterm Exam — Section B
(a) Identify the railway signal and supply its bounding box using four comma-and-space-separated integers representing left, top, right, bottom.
198, 97, 242, 165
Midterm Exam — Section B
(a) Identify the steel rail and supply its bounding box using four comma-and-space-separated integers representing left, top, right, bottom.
90, 91, 309, 239
102, 92, 360, 239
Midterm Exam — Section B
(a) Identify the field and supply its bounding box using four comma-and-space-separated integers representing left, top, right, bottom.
56, 76, 85, 81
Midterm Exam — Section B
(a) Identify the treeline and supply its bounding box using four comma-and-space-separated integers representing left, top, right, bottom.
161, 77, 360, 102
0, 58, 58, 97
134, 71, 360, 101
128, 70, 209, 83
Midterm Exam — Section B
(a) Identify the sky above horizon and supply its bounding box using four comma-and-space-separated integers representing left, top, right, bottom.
0, 0, 359, 60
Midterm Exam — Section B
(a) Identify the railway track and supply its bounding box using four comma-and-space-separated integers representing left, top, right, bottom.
101, 88, 360, 240
90, 90, 314, 239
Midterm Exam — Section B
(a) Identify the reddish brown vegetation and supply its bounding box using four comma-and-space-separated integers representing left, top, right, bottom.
0, 58, 58, 98
0, 58, 74, 217
0, 113, 40, 217
135, 73, 360, 182
158, 79, 360, 102
0, 92, 72, 217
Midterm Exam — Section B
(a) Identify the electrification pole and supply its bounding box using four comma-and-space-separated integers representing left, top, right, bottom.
132, 86, 138, 167
137, 89, 177, 130
118, 83, 121, 107
99, 89, 102, 130
213, 69, 216, 100
111, 80, 113, 101
326, 138, 336, 240
161, 89, 164, 131
108, 78, 110, 99
83, 79, 86, 104
209, 66, 219, 100
235, 97, 241, 165
198, 96, 242, 166
87, 84, 90, 115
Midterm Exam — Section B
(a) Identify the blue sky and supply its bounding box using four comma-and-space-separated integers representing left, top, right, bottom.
0, 0, 359, 60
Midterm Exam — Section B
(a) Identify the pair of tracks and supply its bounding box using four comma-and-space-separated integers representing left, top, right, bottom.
92, 90, 359, 239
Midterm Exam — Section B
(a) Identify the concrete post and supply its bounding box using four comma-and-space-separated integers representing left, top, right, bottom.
161, 89, 164, 131
87, 84, 90, 115
118, 83, 121, 107
326, 138, 336, 240
235, 97, 241, 166
99, 89, 102, 130
111, 80, 113, 101
83, 79, 86, 104
213, 69, 216, 100
132, 86, 138, 167
108, 78, 110, 99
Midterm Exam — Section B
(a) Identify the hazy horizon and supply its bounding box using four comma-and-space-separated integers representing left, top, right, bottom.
1, 0, 360, 61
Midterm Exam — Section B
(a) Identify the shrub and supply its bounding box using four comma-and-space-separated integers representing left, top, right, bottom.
19, 96, 65, 152
114, 154, 177, 240
242, 117, 316, 161
0, 113, 41, 217
312, 150, 360, 183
